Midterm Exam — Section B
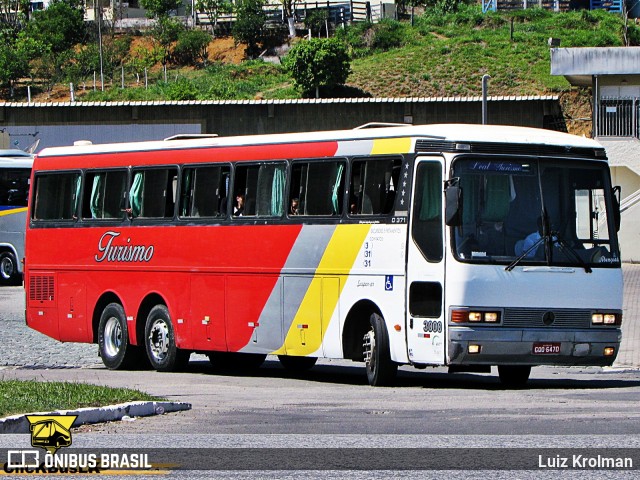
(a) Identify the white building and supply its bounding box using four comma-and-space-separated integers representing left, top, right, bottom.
551, 46, 640, 262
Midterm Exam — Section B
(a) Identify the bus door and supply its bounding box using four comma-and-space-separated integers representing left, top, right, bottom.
190, 275, 227, 351
405, 157, 446, 365
281, 275, 340, 357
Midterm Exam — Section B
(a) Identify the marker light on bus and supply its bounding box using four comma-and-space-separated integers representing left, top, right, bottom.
591, 312, 621, 326
451, 309, 501, 324
468, 345, 481, 354
604, 347, 616, 357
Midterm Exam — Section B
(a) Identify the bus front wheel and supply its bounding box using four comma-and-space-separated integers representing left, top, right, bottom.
0, 251, 19, 285
98, 303, 143, 370
144, 305, 190, 372
497, 365, 531, 387
363, 313, 397, 386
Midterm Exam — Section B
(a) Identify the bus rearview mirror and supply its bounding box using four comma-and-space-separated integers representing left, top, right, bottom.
444, 179, 462, 226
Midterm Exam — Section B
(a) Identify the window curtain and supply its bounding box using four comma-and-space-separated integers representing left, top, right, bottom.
271, 165, 285, 216
90, 174, 103, 218
331, 163, 344, 215
129, 172, 144, 217
73, 175, 82, 216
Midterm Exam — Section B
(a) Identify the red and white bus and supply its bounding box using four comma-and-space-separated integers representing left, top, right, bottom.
24, 124, 623, 386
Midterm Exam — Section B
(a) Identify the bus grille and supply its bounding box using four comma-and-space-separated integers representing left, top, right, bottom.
29, 275, 55, 302
503, 308, 591, 329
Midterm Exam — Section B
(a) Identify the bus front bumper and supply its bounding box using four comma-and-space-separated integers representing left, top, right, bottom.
448, 327, 622, 366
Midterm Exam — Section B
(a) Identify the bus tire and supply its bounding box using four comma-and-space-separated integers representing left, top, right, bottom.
145, 305, 190, 372
278, 355, 317, 372
498, 365, 531, 387
98, 303, 142, 370
363, 313, 397, 386
0, 251, 19, 285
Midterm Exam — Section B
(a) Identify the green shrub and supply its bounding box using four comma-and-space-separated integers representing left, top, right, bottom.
174, 29, 212, 66
283, 37, 351, 96
164, 78, 199, 100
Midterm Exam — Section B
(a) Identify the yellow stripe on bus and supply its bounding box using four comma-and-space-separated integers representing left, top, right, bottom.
371, 137, 412, 155
0, 207, 27, 217
277, 224, 371, 356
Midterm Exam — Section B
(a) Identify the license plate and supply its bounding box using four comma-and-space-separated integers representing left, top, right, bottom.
532, 342, 561, 354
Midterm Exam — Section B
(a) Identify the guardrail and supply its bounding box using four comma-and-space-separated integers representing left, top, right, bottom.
195, 0, 393, 28
621, 188, 640, 213
596, 97, 639, 138
482, 0, 570, 13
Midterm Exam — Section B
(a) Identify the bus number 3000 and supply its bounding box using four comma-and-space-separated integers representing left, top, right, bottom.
423, 320, 443, 333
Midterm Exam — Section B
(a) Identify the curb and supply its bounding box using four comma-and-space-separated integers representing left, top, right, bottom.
0, 401, 192, 434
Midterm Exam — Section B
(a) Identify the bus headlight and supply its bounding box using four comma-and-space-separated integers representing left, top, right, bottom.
592, 312, 621, 326
451, 309, 501, 324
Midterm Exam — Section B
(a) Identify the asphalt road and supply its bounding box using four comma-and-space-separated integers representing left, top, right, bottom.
2, 282, 640, 478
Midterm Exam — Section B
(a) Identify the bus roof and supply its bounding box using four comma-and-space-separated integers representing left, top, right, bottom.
0, 149, 34, 169
36, 124, 602, 157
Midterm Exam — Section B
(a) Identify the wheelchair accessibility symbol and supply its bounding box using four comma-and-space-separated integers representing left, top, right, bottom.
385, 275, 393, 291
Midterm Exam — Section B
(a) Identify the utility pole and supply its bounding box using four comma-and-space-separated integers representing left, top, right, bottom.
482, 74, 491, 125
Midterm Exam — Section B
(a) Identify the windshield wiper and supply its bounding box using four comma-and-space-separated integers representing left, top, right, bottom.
505, 235, 546, 271
505, 231, 592, 273
551, 232, 592, 274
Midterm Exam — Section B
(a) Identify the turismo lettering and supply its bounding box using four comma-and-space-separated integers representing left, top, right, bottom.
95, 231, 154, 263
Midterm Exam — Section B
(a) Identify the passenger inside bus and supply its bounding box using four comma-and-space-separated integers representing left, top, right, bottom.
290, 198, 299, 215
234, 193, 244, 216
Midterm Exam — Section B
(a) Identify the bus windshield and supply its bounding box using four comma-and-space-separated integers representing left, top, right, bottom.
450, 157, 620, 268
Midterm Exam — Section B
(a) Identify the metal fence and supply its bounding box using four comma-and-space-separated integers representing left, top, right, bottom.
195, 1, 394, 29
596, 97, 639, 138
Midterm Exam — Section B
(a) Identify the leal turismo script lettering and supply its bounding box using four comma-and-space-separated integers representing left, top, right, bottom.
95, 231, 154, 263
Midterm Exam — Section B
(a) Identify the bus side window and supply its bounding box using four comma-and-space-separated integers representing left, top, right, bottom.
82, 170, 127, 220
180, 165, 231, 218
350, 157, 401, 215
129, 168, 178, 219
290, 160, 345, 216
32, 172, 81, 221
233, 163, 286, 218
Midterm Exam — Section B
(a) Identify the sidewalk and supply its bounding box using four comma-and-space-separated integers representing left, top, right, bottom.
617, 263, 640, 368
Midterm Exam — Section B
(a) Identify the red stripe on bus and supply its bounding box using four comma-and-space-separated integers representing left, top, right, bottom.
35, 142, 340, 170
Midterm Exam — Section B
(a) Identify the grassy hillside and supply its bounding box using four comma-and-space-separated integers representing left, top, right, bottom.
68, 6, 631, 104
346, 6, 627, 98
33, 5, 632, 135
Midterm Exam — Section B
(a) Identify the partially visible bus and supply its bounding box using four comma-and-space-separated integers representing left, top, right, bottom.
0, 149, 33, 285
24, 124, 623, 386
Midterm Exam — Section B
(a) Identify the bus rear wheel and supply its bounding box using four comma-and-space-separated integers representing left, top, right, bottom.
145, 305, 190, 372
278, 355, 317, 372
98, 303, 144, 370
497, 365, 531, 387
363, 313, 397, 386
0, 251, 19, 285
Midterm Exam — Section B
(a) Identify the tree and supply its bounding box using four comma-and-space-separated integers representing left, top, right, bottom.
0, 44, 23, 92
232, 0, 266, 59
174, 29, 211, 66
280, 0, 298, 37
24, 0, 86, 56
150, 16, 185, 66
0, 0, 30, 29
139, 0, 183, 18
195, 0, 233, 37
283, 38, 351, 98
